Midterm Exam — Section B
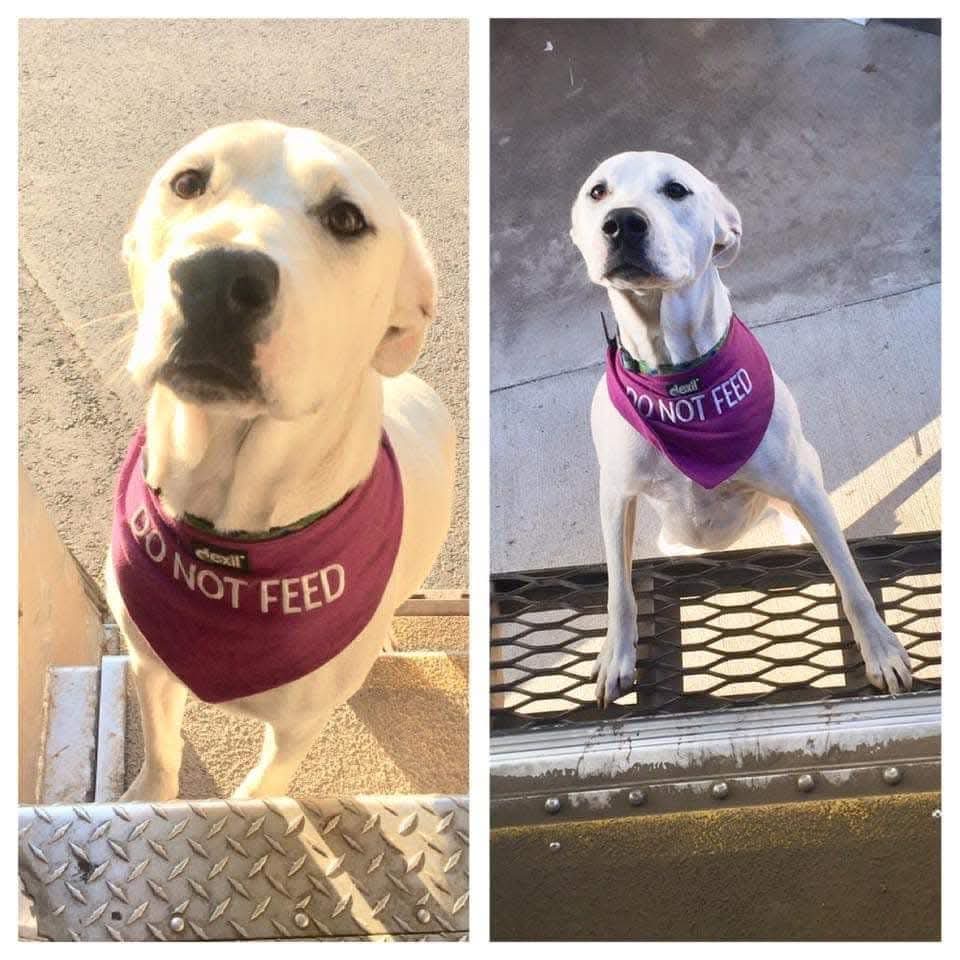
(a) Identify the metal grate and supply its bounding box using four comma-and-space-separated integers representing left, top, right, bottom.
491, 532, 941, 730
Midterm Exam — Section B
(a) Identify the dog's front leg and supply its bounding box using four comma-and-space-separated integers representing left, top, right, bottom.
231, 709, 334, 800
781, 457, 913, 694
121, 650, 189, 801
593, 480, 639, 707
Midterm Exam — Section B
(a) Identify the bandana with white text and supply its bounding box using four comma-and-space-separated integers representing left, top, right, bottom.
111, 426, 403, 702
605, 315, 775, 489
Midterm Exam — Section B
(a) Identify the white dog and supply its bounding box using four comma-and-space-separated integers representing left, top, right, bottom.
105, 120, 455, 800
570, 151, 912, 707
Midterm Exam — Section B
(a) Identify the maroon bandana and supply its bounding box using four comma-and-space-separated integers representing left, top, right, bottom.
111, 426, 403, 703
605, 315, 775, 489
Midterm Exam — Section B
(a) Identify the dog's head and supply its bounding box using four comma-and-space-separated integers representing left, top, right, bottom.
570, 151, 741, 293
123, 120, 436, 419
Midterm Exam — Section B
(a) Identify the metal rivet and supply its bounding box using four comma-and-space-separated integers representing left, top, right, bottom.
544, 796, 561, 814
416, 908, 431, 924
293, 912, 310, 929
549, 841, 561, 852
168, 915, 185, 933
711, 781, 729, 800
628, 789, 647, 806
797, 773, 815, 793
883, 766, 902, 786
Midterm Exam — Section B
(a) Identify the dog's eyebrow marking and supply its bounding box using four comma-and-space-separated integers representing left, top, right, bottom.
308, 188, 348, 214
167, 157, 211, 178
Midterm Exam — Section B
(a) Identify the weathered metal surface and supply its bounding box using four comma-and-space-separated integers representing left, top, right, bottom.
19, 879, 43, 941
491, 792, 941, 941
19, 795, 468, 941
492, 693, 940, 825
491, 531, 941, 728
37, 666, 100, 804
94, 656, 128, 802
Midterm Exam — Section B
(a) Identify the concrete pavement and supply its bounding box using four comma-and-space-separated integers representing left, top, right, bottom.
491, 19, 940, 572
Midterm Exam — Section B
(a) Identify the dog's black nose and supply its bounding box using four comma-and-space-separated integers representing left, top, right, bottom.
162, 248, 278, 402
171, 248, 279, 329
602, 208, 649, 245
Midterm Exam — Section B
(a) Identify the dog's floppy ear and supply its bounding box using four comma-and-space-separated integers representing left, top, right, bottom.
373, 213, 437, 377
710, 183, 742, 269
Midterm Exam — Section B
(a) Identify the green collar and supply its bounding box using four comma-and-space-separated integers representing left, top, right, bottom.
181, 501, 342, 542
618, 318, 732, 376
144, 444, 346, 543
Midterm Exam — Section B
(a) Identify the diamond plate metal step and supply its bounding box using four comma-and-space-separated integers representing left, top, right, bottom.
19, 794, 468, 941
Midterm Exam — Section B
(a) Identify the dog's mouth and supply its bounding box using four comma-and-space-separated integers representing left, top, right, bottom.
603, 258, 667, 289
157, 358, 259, 405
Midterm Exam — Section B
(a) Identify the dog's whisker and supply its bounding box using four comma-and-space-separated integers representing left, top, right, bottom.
97, 290, 136, 302
76, 308, 137, 330
88, 329, 136, 390
102, 362, 132, 391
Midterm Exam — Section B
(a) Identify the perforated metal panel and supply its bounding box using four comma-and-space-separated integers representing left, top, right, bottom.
491, 532, 940, 729
19, 795, 468, 942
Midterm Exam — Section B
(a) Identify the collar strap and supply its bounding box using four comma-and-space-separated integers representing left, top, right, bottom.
181, 498, 345, 542
610, 314, 733, 376
144, 439, 347, 542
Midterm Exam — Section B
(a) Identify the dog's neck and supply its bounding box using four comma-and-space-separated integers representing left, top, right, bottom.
607, 265, 732, 369
143, 373, 383, 534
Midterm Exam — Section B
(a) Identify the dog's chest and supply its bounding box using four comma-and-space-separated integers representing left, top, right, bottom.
638, 444, 753, 511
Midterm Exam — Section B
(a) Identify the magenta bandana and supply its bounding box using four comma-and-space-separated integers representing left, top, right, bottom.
605, 315, 775, 489
111, 427, 403, 703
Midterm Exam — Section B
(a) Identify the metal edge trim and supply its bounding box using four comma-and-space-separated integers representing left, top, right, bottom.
492, 691, 941, 765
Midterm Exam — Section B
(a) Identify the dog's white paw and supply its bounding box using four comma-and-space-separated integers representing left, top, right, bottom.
230, 784, 260, 801
856, 619, 913, 694
231, 768, 291, 801
655, 530, 704, 557
120, 767, 179, 802
591, 633, 637, 709
231, 774, 268, 801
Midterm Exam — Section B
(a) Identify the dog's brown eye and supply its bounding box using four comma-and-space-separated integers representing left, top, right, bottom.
589, 182, 607, 201
664, 181, 691, 201
324, 201, 369, 237
171, 169, 208, 200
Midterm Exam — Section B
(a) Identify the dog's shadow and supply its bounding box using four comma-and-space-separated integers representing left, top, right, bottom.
290, 654, 468, 797
343, 656, 468, 795
179, 741, 220, 798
